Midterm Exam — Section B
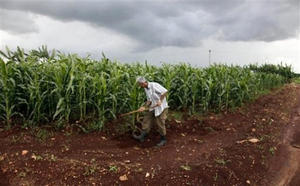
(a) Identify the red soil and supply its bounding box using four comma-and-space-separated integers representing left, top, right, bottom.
1, 83, 300, 185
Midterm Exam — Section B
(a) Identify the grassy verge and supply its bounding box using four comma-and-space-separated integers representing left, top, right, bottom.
293, 77, 300, 84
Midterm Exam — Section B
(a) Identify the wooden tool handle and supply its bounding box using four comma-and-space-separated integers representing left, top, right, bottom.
119, 107, 149, 117
119, 110, 141, 117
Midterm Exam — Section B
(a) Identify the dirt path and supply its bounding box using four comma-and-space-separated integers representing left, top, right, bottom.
268, 84, 300, 186
1, 83, 300, 185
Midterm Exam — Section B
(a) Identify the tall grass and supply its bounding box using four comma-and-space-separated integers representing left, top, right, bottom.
0, 47, 291, 129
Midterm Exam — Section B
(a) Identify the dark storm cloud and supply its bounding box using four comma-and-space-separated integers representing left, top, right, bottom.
214, 0, 300, 42
1, 0, 299, 49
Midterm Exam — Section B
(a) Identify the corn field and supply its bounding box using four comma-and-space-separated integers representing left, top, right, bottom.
0, 47, 291, 130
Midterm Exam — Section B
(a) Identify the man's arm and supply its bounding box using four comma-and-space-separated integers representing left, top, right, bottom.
153, 83, 168, 107
138, 101, 151, 112
160, 91, 168, 102
145, 101, 151, 106
156, 91, 167, 107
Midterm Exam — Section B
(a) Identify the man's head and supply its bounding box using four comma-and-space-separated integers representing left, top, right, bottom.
136, 76, 148, 88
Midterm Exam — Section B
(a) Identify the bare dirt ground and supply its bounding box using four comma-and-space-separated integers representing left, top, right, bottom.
1, 83, 300, 186
267, 83, 300, 186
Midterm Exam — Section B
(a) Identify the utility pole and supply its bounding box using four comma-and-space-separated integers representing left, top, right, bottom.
209, 49, 211, 66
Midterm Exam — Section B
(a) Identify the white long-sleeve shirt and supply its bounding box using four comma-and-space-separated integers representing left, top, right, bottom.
144, 82, 169, 117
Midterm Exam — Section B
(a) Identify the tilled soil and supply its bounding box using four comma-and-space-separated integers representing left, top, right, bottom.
1, 83, 300, 186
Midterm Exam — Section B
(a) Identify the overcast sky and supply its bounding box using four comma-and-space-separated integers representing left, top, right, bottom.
0, 0, 299, 72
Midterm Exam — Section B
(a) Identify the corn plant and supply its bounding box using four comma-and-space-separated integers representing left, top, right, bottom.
52, 56, 75, 123
75, 57, 92, 121
22, 63, 48, 123
158, 64, 176, 104
0, 47, 292, 130
0, 58, 17, 127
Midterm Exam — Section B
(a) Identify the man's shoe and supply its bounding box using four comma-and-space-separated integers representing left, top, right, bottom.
133, 131, 147, 142
156, 135, 167, 147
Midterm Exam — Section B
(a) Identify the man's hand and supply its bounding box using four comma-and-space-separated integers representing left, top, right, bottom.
149, 100, 162, 109
146, 101, 151, 106
138, 106, 146, 112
